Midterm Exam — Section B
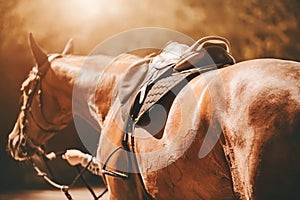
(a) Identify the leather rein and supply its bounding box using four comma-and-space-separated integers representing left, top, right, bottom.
17, 54, 107, 200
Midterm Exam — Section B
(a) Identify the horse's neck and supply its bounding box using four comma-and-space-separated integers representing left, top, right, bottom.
51, 55, 115, 129
93, 53, 142, 126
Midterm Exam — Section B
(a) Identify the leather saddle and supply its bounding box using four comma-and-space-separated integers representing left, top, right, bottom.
117, 36, 235, 104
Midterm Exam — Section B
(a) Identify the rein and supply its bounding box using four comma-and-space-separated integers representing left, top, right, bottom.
18, 54, 107, 200
28, 150, 108, 200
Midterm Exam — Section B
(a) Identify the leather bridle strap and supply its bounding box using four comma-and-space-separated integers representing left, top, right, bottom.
26, 78, 67, 133
101, 146, 129, 179
100, 116, 153, 199
125, 117, 153, 200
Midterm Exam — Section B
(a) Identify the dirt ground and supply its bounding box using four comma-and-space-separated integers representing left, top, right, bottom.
0, 187, 109, 200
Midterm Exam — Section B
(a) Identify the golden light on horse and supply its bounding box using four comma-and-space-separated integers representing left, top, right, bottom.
7, 32, 300, 200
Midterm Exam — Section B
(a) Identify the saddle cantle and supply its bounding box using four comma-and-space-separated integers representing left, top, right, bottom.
174, 35, 235, 71
174, 43, 235, 71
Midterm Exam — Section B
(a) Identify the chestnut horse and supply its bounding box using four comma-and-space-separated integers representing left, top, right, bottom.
8, 35, 300, 200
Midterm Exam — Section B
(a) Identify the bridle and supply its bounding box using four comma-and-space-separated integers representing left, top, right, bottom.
17, 54, 65, 157
16, 54, 107, 200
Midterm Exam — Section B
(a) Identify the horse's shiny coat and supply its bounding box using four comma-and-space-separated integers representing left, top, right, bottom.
98, 58, 300, 200
8, 37, 300, 199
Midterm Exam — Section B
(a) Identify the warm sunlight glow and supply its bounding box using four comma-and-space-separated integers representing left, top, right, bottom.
61, 0, 116, 19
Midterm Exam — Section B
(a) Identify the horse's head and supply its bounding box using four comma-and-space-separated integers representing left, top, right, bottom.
8, 34, 74, 161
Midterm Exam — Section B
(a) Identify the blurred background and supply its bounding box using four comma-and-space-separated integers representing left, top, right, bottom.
1, 0, 300, 193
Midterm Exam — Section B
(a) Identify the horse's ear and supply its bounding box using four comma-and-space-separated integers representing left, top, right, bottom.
62, 38, 73, 55
29, 33, 49, 68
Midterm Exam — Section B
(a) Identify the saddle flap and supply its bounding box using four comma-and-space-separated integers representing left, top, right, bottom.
117, 60, 149, 105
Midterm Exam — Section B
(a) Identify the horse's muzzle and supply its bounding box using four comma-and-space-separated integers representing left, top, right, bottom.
7, 123, 28, 161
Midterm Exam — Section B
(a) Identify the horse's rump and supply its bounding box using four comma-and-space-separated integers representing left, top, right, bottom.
219, 59, 300, 199
128, 59, 300, 199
